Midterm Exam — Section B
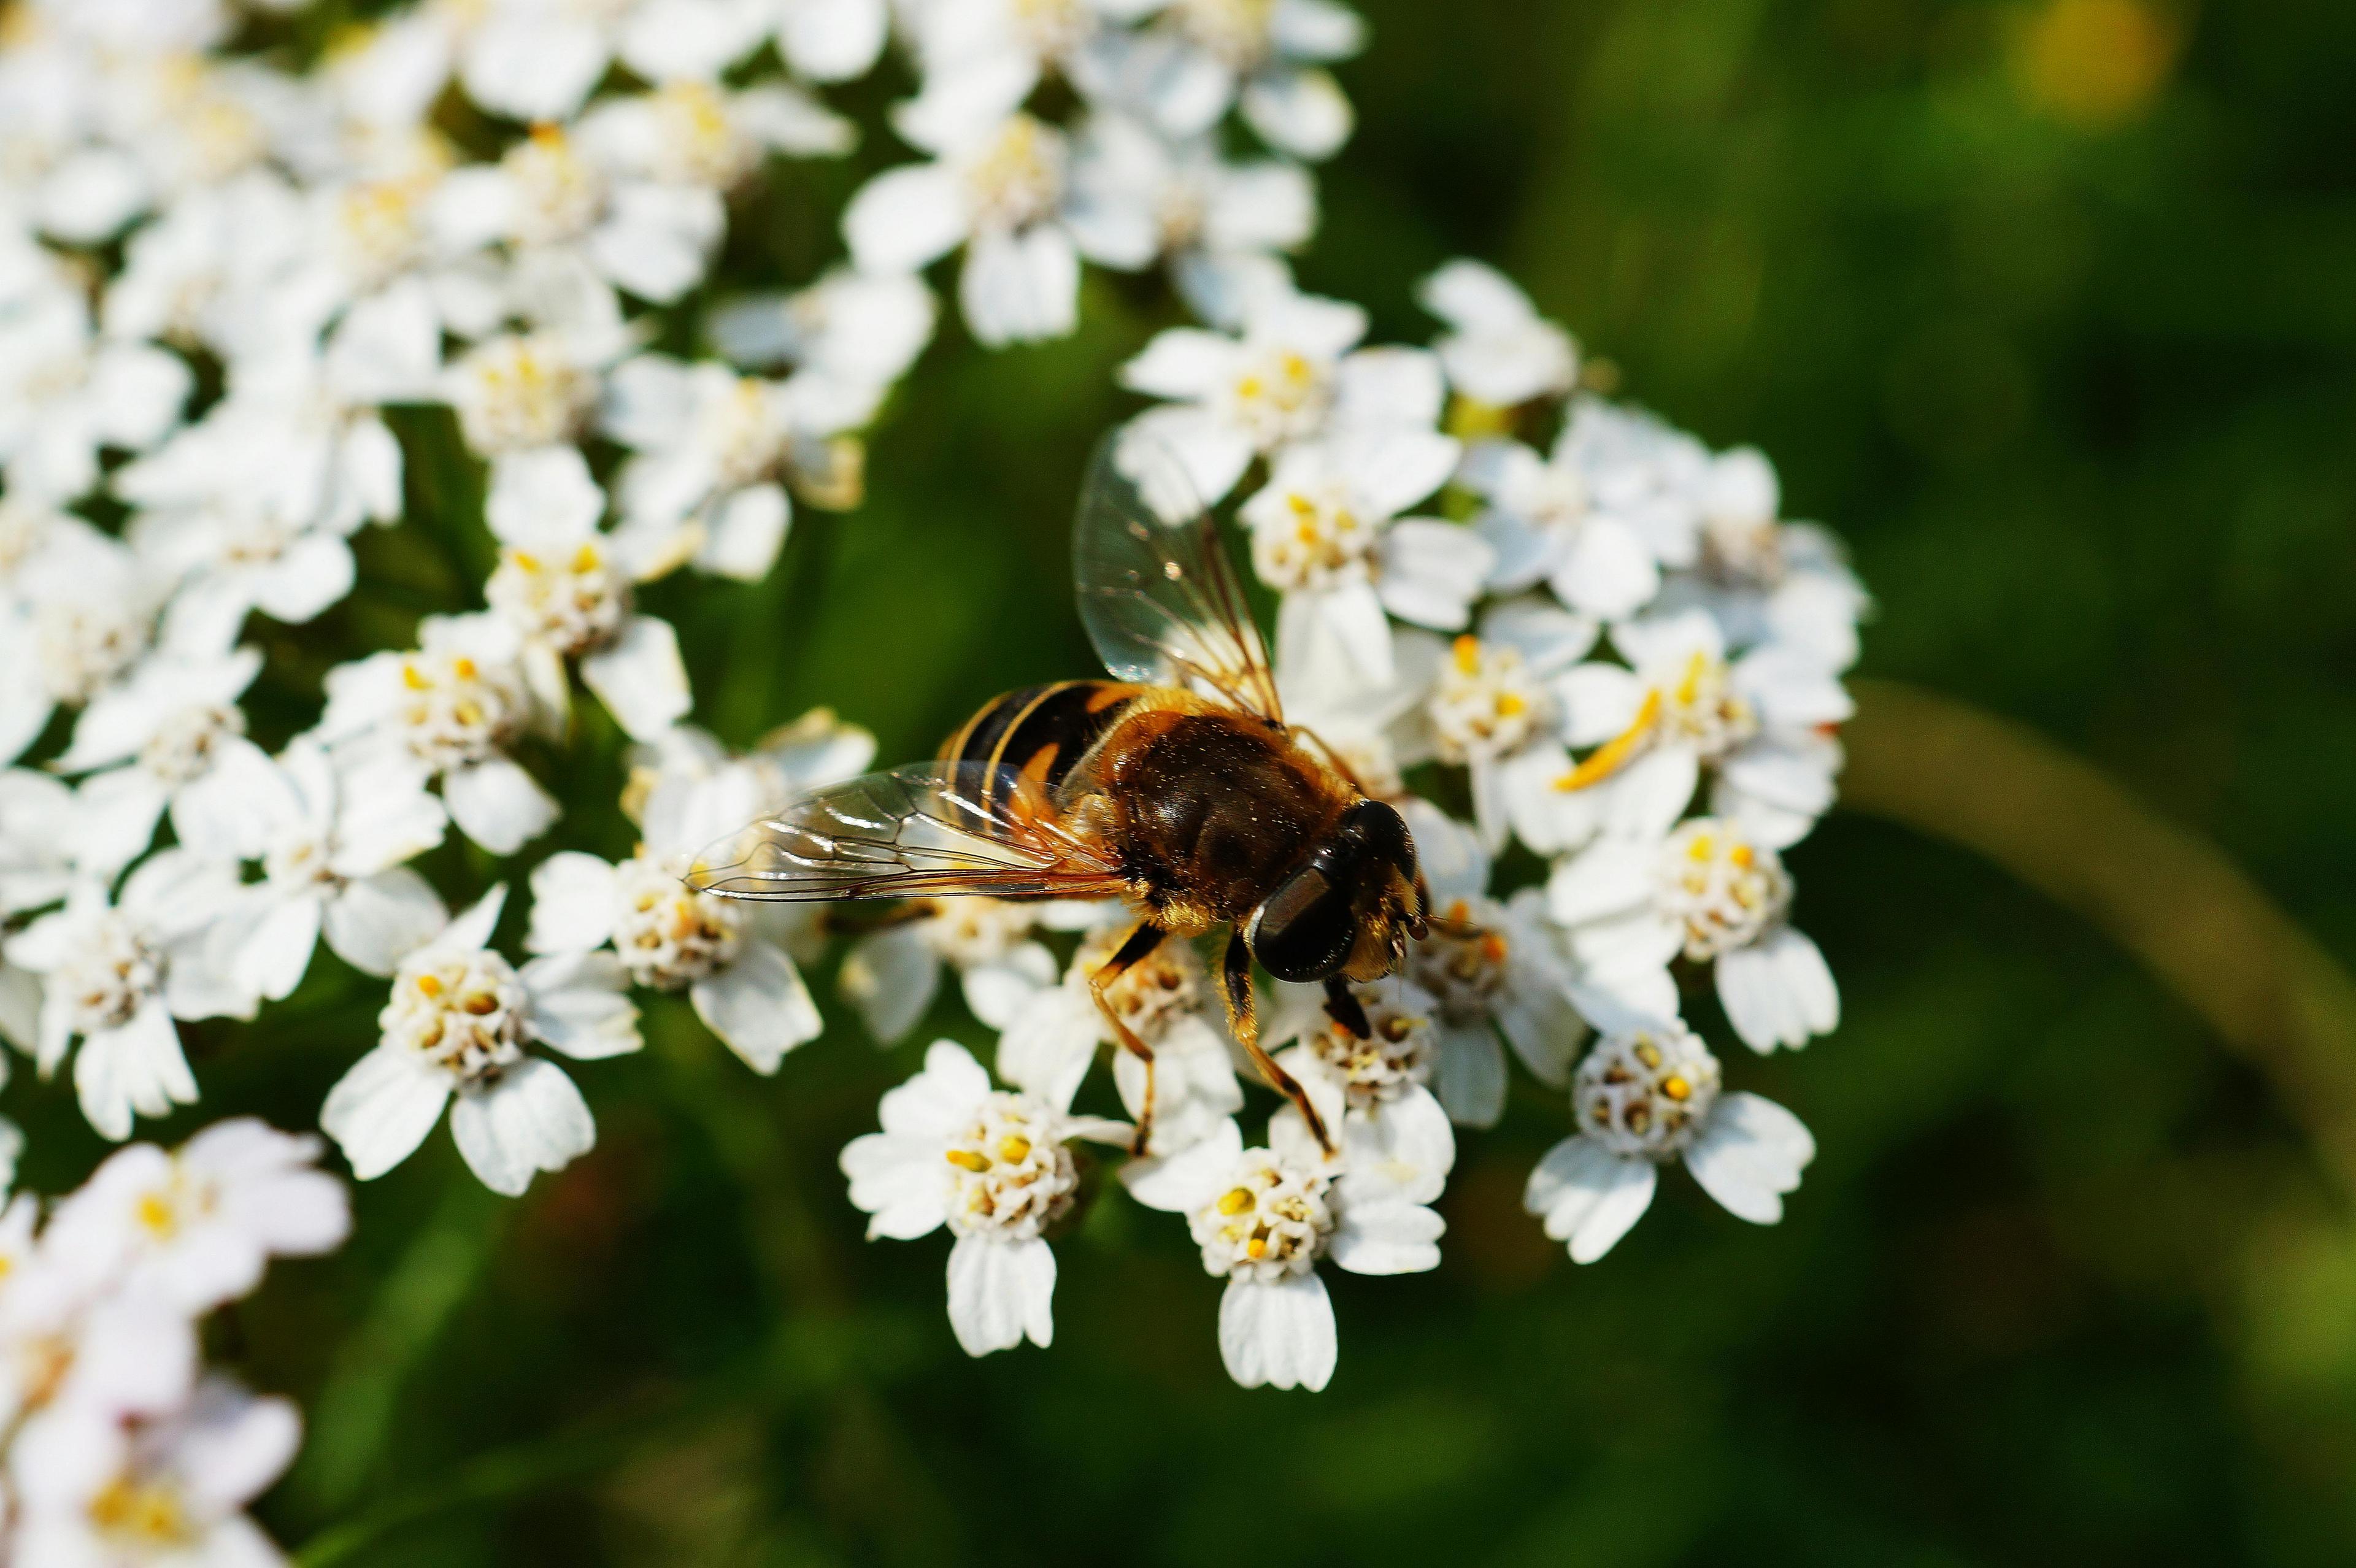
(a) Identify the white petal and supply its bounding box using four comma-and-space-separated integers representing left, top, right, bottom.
960, 942, 1057, 1029
1119, 328, 1233, 399
1376, 520, 1493, 631
524, 853, 620, 954
231, 891, 325, 1004
844, 163, 968, 272
1546, 838, 1661, 926
443, 757, 560, 855
690, 940, 822, 1074
1523, 1135, 1657, 1262
1550, 515, 1660, 621
449, 1058, 596, 1196
841, 1132, 949, 1238
321, 1043, 452, 1180
1330, 1197, 1444, 1275
1218, 1272, 1336, 1391
696, 483, 789, 581
1685, 1091, 1814, 1224
839, 924, 939, 1042
1239, 66, 1353, 161
486, 448, 605, 548
75, 1003, 197, 1141
579, 617, 691, 741
1120, 1114, 1242, 1212
945, 1232, 1056, 1355
1433, 1018, 1506, 1128
518, 953, 641, 1059
959, 226, 1079, 347
780, 0, 888, 80
876, 1039, 994, 1139
323, 869, 448, 977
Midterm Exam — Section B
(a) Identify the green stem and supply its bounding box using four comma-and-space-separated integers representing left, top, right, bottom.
1838, 677, 2356, 1197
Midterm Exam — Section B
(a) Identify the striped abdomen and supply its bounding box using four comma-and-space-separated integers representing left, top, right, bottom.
940, 680, 1142, 807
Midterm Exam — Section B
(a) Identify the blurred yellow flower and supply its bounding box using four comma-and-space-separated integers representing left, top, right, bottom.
2013, 0, 2184, 128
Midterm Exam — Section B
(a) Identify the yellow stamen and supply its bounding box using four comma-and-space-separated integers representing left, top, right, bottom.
1730, 843, 1754, 868
996, 1135, 1031, 1164
1452, 634, 1481, 675
416, 973, 443, 996
571, 545, 600, 573
945, 1150, 990, 1173
452, 656, 478, 681
1245, 1236, 1268, 1259
1661, 1075, 1691, 1101
136, 1191, 177, 1238
1555, 690, 1662, 791
401, 662, 428, 691
1216, 1186, 1255, 1216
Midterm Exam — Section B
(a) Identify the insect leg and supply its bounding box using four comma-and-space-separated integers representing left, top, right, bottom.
1223, 929, 1333, 1156
1089, 920, 1166, 1156
1322, 975, 1371, 1039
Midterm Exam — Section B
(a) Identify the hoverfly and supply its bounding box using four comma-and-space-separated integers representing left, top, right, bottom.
688, 435, 1430, 1153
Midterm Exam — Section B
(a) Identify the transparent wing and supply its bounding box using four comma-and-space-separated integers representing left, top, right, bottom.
685, 761, 1130, 904
1074, 428, 1283, 723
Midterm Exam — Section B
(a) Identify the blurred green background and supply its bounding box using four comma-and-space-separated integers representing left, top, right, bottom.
15, 0, 2356, 1560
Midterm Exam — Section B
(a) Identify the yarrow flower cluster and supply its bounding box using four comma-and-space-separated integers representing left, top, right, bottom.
0, 0, 1871, 1409
833, 257, 1864, 1386
0, 1116, 348, 1562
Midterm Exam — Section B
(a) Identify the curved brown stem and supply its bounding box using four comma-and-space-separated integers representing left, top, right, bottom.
1839, 677, 2356, 1197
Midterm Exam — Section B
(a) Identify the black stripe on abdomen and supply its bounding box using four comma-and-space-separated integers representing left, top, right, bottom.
944, 681, 1134, 799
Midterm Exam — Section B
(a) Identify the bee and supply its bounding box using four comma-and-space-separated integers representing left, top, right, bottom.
688, 435, 1430, 1153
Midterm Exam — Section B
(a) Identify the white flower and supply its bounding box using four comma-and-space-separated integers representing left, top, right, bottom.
995, 924, 1244, 1156
36, 1119, 348, 1315
458, 0, 639, 123
207, 738, 451, 1002
1417, 258, 1577, 409
443, 329, 603, 458
10, 1375, 300, 1568
1072, 113, 1315, 282
0, 522, 160, 767
1095, 0, 1365, 162
1553, 607, 1853, 848
576, 79, 853, 193
1122, 1110, 1441, 1392
118, 367, 397, 651
0, 767, 80, 917
1659, 446, 1870, 674
321, 885, 640, 1196
707, 267, 937, 391
479, 447, 695, 740
1396, 801, 1590, 1121
101, 169, 311, 356
1263, 975, 1458, 1199
839, 897, 1071, 1044
525, 729, 839, 1072
318, 613, 560, 855
430, 123, 726, 304
0, 1275, 196, 1443
0, 283, 190, 502
50, 646, 277, 877
1241, 427, 1480, 688
1523, 1019, 1814, 1262
1118, 283, 1441, 503
1395, 603, 1601, 853
771, 0, 890, 82
840, 1039, 1128, 1356
1463, 428, 1671, 624
1548, 815, 1839, 1052
2, 853, 253, 1141
845, 92, 1120, 347
602, 355, 865, 583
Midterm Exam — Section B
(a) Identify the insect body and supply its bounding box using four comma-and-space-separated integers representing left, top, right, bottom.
690, 437, 1430, 1151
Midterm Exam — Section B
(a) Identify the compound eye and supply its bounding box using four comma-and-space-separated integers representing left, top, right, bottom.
1249, 866, 1356, 983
